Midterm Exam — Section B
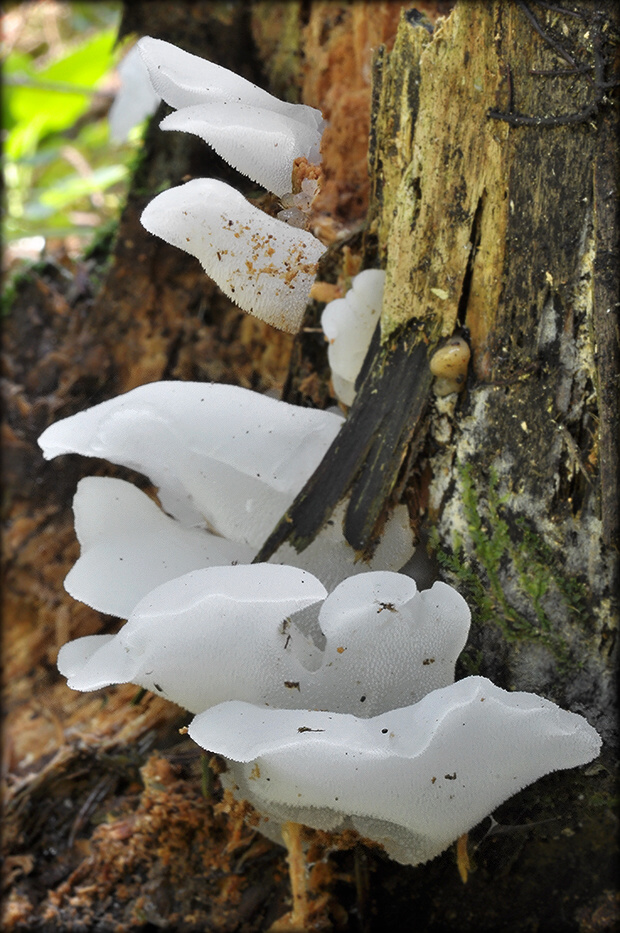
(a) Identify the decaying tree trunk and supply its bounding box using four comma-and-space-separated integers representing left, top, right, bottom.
3, 2, 618, 931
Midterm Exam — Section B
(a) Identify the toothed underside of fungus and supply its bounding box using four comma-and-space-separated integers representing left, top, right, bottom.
189, 677, 601, 867
140, 179, 326, 333
138, 36, 325, 198
159, 104, 323, 198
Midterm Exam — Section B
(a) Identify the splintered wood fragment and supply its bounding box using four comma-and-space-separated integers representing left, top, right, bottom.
256, 320, 432, 559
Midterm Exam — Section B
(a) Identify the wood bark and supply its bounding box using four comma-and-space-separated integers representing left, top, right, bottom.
2, 2, 618, 931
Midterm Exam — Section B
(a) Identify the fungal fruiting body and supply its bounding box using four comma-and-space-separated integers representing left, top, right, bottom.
430, 336, 471, 396
64, 476, 256, 619
321, 269, 386, 405
40, 378, 602, 872
137, 36, 325, 197
51, 554, 601, 868
38, 381, 343, 546
38, 381, 344, 614
141, 179, 325, 333
270, 497, 414, 593
108, 43, 161, 142
40, 42, 602, 879
55, 568, 470, 717
159, 104, 322, 199
137, 37, 328, 333
190, 679, 601, 867
57, 564, 328, 710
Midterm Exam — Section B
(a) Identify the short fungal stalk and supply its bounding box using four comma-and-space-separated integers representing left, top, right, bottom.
270, 822, 312, 932
456, 833, 470, 884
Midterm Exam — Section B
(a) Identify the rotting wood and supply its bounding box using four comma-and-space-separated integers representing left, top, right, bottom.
259, 3, 511, 557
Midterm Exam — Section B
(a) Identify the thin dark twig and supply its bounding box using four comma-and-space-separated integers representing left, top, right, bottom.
488, 2, 614, 127
529, 65, 591, 76
518, 0, 593, 86
531, 0, 584, 19
488, 100, 600, 126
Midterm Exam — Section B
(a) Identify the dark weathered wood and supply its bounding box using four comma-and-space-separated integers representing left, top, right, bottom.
257, 321, 432, 560
592, 101, 620, 549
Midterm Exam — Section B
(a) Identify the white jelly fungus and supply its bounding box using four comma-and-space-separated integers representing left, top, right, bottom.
191, 678, 601, 867
36, 30, 604, 893
64, 476, 256, 619
137, 38, 328, 332
40, 374, 602, 870
141, 179, 326, 333
38, 380, 343, 553
321, 269, 385, 405
159, 104, 322, 200
57, 563, 328, 710
108, 43, 161, 143
138, 36, 325, 197
37, 382, 415, 612
272, 497, 414, 593
56, 568, 469, 718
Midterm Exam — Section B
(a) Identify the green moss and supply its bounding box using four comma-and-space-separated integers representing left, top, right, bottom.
431, 463, 586, 667
455, 645, 485, 676
514, 515, 589, 622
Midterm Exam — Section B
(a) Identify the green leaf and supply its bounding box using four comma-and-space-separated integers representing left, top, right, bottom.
37, 28, 117, 87
3, 28, 118, 158
25, 164, 129, 218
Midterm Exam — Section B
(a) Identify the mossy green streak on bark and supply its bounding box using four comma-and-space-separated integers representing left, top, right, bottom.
431, 463, 589, 668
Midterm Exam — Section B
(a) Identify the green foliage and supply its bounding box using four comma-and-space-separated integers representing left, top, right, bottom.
3, 29, 118, 154
2, 3, 143, 256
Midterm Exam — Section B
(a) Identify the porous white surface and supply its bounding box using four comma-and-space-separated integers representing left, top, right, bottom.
191, 677, 602, 866
141, 180, 326, 332
38, 381, 343, 549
